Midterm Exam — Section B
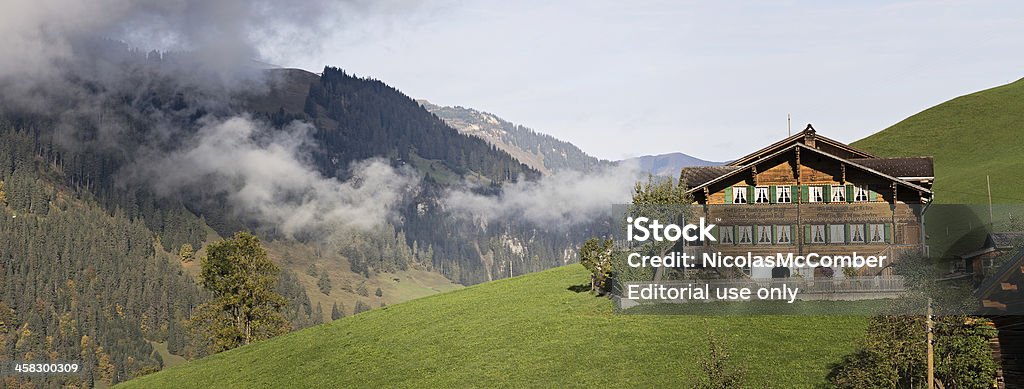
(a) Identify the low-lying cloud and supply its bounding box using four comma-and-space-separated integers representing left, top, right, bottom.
442, 162, 643, 229
128, 116, 418, 237
0, 0, 336, 80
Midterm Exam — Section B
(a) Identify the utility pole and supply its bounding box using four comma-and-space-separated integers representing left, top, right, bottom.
927, 297, 935, 389
988, 175, 994, 227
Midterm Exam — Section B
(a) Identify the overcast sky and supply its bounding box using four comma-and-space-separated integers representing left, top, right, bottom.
274, 1, 1024, 161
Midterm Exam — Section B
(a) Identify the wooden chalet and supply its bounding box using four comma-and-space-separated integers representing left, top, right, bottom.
958, 233, 1024, 280
679, 125, 934, 279
976, 247, 1024, 386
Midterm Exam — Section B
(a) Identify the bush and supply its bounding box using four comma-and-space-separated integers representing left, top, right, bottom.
693, 331, 746, 389
828, 315, 997, 388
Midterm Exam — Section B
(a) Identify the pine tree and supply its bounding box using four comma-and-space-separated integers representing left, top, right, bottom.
306, 263, 318, 277
353, 301, 372, 315
317, 272, 332, 295
356, 281, 369, 297
330, 302, 345, 320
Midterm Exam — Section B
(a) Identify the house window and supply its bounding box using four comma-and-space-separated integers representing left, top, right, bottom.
733, 186, 747, 204
719, 226, 734, 244
754, 187, 770, 204
869, 224, 885, 243
776, 186, 792, 203
737, 226, 753, 244
830, 225, 846, 244
811, 225, 826, 243
809, 186, 824, 202
849, 224, 866, 243
855, 186, 870, 202
756, 226, 772, 244
831, 186, 846, 202
776, 225, 792, 244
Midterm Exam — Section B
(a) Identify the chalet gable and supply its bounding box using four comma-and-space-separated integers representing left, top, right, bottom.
682, 140, 933, 198
728, 124, 875, 167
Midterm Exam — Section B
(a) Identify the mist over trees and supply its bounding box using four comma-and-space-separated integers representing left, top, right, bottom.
0, 121, 320, 386
0, 37, 625, 386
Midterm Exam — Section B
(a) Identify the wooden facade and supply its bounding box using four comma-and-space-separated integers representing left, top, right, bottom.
680, 125, 934, 279
976, 248, 1024, 386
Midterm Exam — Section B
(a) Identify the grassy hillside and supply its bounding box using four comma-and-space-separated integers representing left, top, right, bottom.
853, 77, 1024, 257
263, 240, 461, 320
121, 265, 866, 388
852, 77, 1024, 205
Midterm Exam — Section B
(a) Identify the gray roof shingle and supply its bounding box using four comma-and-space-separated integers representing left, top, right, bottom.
849, 157, 934, 178
680, 166, 742, 188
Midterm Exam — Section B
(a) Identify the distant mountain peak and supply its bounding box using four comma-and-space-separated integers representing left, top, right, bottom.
419, 100, 610, 174
620, 152, 722, 177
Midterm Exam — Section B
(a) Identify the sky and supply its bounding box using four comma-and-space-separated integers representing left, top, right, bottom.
271, 0, 1024, 161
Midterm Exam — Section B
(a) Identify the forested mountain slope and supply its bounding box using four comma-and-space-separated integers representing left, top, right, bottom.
1, 45, 593, 386
0, 124, 320, 387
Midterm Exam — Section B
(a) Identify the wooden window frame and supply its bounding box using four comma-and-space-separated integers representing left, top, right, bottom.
849, 224, 866, 243
831, 185, 846, 202
854, 186, 870, 202
733, 186, 748, 204
775, 225, 792, 244
754, 186, 771, 204
737, 226, 753, 244
776, 186, 792, 203
809, 186, 824, 203
811, 224, 827, 244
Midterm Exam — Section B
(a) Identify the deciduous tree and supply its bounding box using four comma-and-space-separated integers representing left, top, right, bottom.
190, 232, 289, 353
579, 238, 614, 295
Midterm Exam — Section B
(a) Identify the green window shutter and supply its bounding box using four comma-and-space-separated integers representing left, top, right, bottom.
752, 224, 758, 244
869, 187, 879, 202
769, 185, 777, 203
801, 185, 809, 202
790, 225, 796, 244
844, 224, 850, 243
747, 186, 755, 205
724, 187, 732, 204
884, 223, 893, 243
711, 225, 719, 245
791, 185, 799, 202
846, 184, 854, 203
823, 185, 831, 202
732, 226, 738, 245
804, 224, 811, 242
771, 225, 776, 244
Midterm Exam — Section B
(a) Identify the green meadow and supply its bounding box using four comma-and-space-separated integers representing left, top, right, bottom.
120, 265, 866, 388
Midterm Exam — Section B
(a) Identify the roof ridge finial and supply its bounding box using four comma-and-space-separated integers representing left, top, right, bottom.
804, 123, 816, 134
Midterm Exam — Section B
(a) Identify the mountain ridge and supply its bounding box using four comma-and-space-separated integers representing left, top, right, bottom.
419, 100, 610, 174
620, 152, 722, 177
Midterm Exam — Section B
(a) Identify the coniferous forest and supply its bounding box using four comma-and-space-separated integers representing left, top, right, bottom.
0, 45, 610, 387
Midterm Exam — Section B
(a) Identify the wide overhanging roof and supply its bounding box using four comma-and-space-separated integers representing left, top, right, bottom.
683, 143, 933, 196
